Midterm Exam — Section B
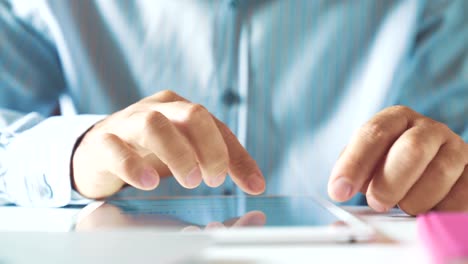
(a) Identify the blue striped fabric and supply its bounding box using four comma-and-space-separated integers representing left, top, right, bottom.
0, 0, 467, 206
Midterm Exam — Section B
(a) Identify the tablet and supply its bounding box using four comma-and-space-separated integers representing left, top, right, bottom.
76, 195, 375, 244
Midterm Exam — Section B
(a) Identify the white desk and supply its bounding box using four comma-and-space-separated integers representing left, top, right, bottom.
199, 207, 430, 264
0, 206, 430, 264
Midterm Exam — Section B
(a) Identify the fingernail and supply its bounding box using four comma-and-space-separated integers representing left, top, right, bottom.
331, 178, 354, 201
186, 167, 202, 188
209, 173, 226, 187
140, 168, 159, 189
366, 195, 388, 213
248, 174, 265, 193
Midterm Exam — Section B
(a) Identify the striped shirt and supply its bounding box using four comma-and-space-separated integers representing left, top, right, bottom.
0, 0, 467, 206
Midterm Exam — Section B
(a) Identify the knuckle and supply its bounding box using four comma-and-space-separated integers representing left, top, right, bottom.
449, 137, 468, 164
450, 135, 467, 153
185, 103, 210, 120
454, 135, 467, 147
360, 122, 388, 143
207, 159, 229, 176
230, 155, 255, 176
144, 111, 170, 131
399, 136, 428, 161
202, 144, 229, 169
99, 133, 117, 145
139, 112, 172, 149
124, 102, 143, 114
423, 119, 449, 133
97, 133, 121, 149
212, 151, 230, 170
117, 153, 138, 175
156, 90, 178, 101
390, 105, 413, 115
431, 159, 454, 181
229, 156, 245, 171
438, 144, 466, 175
167, 148, 194, 168
432, 121, 449, 132
219, 124, 236, 140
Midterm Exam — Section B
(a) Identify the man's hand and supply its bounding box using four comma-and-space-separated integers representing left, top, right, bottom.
328, 106, 468, 215
72, 90, 265, 199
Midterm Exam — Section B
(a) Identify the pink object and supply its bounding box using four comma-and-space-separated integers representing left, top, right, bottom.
417, 212, 468, 264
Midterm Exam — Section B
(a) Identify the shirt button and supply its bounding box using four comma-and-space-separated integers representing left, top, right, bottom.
221, 89, 241, 106
0, 0, 12, 10
223, 189, 233, 196
229, 0, 238, 9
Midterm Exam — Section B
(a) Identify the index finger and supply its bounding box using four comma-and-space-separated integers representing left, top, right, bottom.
147, 90, 265, 194
214, 119, 266, 195
328, 106, 416, 202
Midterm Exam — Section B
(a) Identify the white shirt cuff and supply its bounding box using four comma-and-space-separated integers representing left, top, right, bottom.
2, 114, 105, 207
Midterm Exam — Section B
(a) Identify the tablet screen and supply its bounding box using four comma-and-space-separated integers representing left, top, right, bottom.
77, 196, 345, 230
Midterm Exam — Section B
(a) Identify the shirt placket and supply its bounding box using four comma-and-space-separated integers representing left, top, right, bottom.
214, 0, 245, 196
